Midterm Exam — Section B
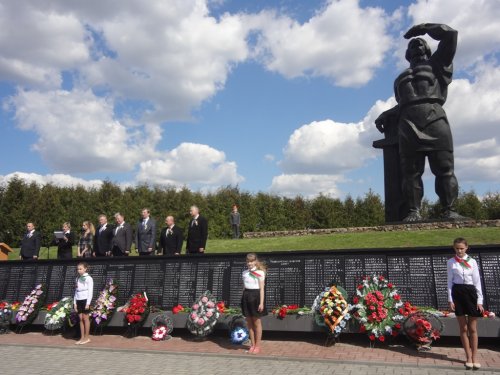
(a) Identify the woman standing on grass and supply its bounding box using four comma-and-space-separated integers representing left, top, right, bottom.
241, 253, 267, 354
447, 237, 484, 370
78, 221, 95, 258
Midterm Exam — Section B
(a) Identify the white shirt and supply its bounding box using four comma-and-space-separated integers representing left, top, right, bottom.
447, 256, 483, 304
74, 273, 94, 305
242, 267, 265, 289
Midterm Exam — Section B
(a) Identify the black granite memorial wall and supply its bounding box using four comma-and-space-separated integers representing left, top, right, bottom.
0, 245, 499, 314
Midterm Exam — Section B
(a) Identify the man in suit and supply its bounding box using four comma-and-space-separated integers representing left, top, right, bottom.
55, 222, 74, 259
135, 208, 157, 256
159, 216, 183, 255
186, 205, 208, 255
111, 212, 132, 256
20, 222, 41, 260
93, 214, 114, 257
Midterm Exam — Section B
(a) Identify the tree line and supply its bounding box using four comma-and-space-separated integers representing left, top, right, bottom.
0, 177, 498, 247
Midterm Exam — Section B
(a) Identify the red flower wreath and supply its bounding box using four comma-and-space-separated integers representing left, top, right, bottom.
122, 292, 149, 325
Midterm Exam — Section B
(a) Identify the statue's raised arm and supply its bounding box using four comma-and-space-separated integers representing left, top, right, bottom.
404, 23, 457, 67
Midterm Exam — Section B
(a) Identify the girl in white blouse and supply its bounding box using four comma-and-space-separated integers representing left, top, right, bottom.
241, 253, 267, 355
74, 262, 94, 345
447, 238, 484, 370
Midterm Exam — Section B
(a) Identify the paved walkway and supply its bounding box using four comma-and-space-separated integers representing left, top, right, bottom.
0, 332, 499, 374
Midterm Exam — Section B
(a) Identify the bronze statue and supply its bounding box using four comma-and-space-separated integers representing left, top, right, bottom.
375, 23, 465, 222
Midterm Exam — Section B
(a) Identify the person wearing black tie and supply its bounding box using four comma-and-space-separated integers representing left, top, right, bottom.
135, 208, 157, 256
159, 216, 183, 255
186, 205, 208, 255
55, 222, 75, 259
20, 222, 41, 260
111, 212, 132, 256
93, 214, 114, 257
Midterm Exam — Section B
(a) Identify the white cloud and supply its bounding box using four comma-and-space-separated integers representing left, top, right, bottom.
0, 1, 89, 88
270, 97, 395, 198
248, 0, 392, 87
264, 154, 275, 162
136, 142, 243, 187
7, 88, 156, 173
445, 64, 500, 183
270, 174, 343, 198
407, 0, 500, 69
0, 172, 103, 189
279, 119, 373, 174
78, 0, 249, 121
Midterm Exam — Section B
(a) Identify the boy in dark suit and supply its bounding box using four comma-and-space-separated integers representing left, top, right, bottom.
20, 222, 41, 260
159, 216, 183, 255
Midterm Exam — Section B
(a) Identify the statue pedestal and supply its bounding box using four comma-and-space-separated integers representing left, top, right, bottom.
373, 137, 407, 223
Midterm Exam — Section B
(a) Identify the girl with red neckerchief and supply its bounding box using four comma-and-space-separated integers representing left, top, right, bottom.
447, 237, 484, 370
241, 253, 267, 355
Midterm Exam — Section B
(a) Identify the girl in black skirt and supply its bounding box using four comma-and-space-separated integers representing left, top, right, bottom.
74, 262, 94, 345
241, 253, 267, 354
447, 238, 484, 370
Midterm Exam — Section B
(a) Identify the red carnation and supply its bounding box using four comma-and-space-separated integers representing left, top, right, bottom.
353, 297, 359, 304
359, 325, 366, 333
394, 323, 401, 329
393, 294, 401, 301
379, 335, 385, 342
172, 304, 183, 314
369, 334, 376, 341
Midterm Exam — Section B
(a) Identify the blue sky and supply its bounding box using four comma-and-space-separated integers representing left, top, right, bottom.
0, 0, 499, 200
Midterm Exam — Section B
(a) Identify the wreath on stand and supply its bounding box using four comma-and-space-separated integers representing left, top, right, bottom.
186, 291, 220, 338
312, 285, 351, 346
151, 313, 174, 341
122, 292, 149, 337
403, 311, 443, 351
227, 315, 249, 345
0, 301, 13, 334
91, 278, 118, 329
44, 297, 73, 331
16, 284, 46, 328
351, 275, 404, 344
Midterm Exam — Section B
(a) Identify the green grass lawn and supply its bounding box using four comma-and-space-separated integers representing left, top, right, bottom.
7, 227, 499, 259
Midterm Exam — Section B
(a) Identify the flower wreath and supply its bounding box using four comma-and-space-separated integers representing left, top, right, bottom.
312, 285, 351, 337
186, 291, 220, 337
151, 313, 174, 341
352, 275, 404, 342
16, 284, 46, 326
91, 278, 118, 327
227, 315, 249, 345
44, 297, 73, 331
403, 311, 443, 347
0, 301, 13, 333
122, 292, 149, 326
